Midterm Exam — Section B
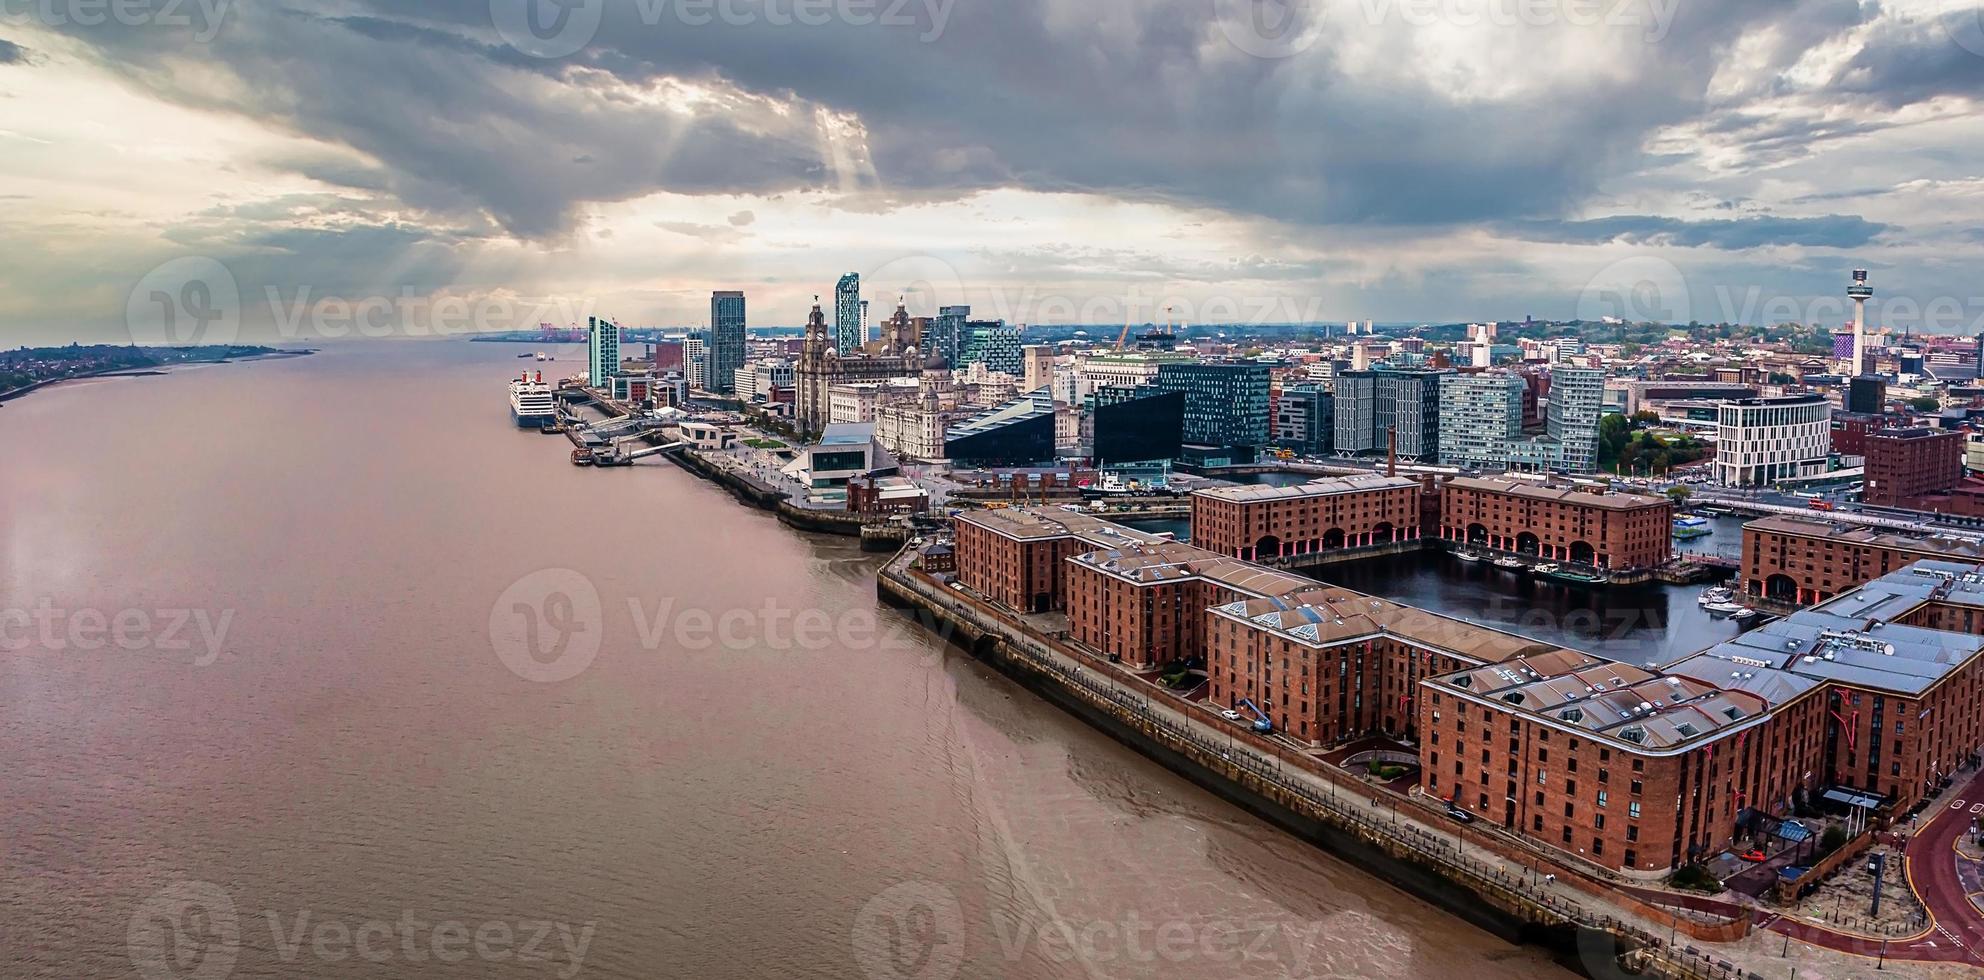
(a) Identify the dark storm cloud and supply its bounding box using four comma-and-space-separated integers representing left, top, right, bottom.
0, 37, 30, 63
1831, 10, 1984, 108
38, 0, 1971, 258
1499, 213, 1888, 250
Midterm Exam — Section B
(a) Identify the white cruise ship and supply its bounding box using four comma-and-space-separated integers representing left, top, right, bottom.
510, 371, 556, 427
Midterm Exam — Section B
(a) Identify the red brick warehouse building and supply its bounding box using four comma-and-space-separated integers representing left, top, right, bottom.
1062, 539, 1312, 669
1740, 514, 1984, 605
1863, 426, 1964, 508
1439, 476, 1672, 570
949, 508, 1167, 613
1206, 588, 1546, 744
1190, 475, 1424, 561
948, 507, 1984, 876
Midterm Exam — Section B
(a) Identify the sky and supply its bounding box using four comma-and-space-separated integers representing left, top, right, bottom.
3, 0, 1984, 345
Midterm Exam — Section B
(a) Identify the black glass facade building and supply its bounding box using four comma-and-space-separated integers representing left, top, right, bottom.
1154, 362, 1269, 464
944, 392, 1056, 466
1092, 387, 1185, 465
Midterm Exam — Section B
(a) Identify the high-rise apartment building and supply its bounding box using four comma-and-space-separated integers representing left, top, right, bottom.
587, 315, 620, 391
834, 273, 861, 354
709, 290, 746, 394
932, 305, 970, 366
1547, 366, 1604, 473
683, 334, 707, 390
1438, 372, 1524, 468
1333, 367, 1446, 460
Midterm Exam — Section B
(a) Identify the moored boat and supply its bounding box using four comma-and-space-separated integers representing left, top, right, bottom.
1543, 566, 1607, 584
510, 371, 557, 427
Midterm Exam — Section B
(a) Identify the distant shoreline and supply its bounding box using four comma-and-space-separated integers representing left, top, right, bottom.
0, 348, 316, 406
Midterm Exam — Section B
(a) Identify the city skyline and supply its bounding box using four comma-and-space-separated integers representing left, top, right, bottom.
6, 2, 1984, 344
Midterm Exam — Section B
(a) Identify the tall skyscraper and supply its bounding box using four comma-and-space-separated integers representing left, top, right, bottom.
709, 290, 746, 394
834, 273, 861, 354
859, 299, 871, 348
1547, 366, 1604, 473
587, 315, 620, 390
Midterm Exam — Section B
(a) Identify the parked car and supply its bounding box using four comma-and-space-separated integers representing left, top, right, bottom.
1444, 805, 1475, 824
1220, 709, 1242, 721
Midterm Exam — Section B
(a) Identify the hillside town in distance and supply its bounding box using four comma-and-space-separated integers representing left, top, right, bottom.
0, 342, 298, 402
524, 264, 1984, 975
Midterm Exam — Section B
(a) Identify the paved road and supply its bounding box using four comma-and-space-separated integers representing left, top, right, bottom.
1898, 768, 1984, 964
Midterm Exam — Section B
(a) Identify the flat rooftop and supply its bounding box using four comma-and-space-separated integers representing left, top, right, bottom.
1745, 515, 1984, 559
1681, 562, 1984, 698
1192, 474, 1419, 503
1440, 657, 1769, 751
1209, 587, 1564, 665
956, 507, 1169, 545
1445, 476, 1670, 511
1071, 539, 1316, 598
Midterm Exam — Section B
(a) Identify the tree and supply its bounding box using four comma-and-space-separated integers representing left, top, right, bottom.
1910, 395, 1941, 413
1819, 824, 1848, 856
1666, 485, 1692, 503
1598, 413, 1632, 468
